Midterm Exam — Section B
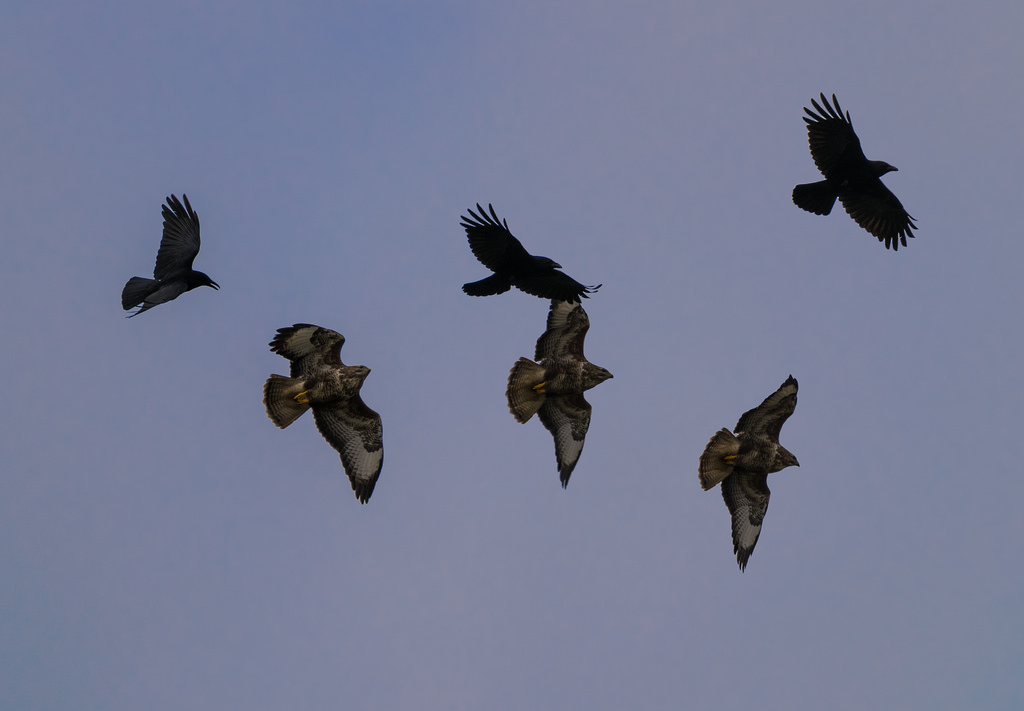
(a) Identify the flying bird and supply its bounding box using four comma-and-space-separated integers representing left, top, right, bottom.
699, 376, 800, 571
263, 324, 383, 504
506, 300, 612, 487
461, 203, 600, 303
793, 93, 917, 250
121, 194, 219, 316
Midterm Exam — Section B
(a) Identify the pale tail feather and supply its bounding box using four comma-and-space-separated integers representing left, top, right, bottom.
263, 375, 311, 428
506, 358, 547, 423
698, 428, 740, 491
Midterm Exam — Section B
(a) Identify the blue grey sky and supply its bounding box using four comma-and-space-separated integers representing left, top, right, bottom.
2, 2, 1022, 709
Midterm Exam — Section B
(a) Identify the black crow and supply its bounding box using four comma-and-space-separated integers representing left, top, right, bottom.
121, 194, 219, 316
461, 203, 600, 303
793, 93, 917, 250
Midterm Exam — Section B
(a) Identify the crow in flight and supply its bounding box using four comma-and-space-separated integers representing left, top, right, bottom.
461, 203, 600, 303
121, 194, 219, 316
793, 93, 917, 250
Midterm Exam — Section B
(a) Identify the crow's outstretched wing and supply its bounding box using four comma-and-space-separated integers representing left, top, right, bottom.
154, 194, 202, 279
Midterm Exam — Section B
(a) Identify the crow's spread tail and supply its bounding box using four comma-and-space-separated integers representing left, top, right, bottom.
463, 273, 514, 297
121, 277, 156, 311
792, 181, 838, 216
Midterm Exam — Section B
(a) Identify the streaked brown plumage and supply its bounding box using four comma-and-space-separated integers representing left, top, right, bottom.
699, 376, 799, 571
263, 324, 383, 504
506, 300, 612, 487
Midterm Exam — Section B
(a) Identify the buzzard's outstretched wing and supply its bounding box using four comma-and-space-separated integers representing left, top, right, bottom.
269, 324, 345, 378
313, 395, 384, 504
154, 194, 202, 279
721, 471, 771, 572
734, 375, 798, 440
535, 300, 590, 361
537, 395, 592, 488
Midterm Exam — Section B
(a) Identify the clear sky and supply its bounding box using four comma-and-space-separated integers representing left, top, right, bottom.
2, 2, 1022, 710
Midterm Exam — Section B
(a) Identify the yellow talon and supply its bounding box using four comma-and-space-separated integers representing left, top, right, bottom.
294, 391, 309, 405
532, 381, 547, 394
724, 454, 737, 463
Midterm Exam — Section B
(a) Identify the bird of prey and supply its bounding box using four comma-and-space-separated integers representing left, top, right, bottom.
793, 93, 917, 250
506, 300, 612, 487
263, 324, 383, 504
121, 194, 219, 316
699, 376, 800, 571
461, 203, 600, 303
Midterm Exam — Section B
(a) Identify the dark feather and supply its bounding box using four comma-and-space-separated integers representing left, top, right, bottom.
793, 93, 916, 250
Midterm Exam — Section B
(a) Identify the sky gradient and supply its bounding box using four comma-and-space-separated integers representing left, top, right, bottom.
2, 2, 1023, 709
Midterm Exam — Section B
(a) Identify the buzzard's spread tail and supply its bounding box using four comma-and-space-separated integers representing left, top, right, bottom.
121, 276, 156, 311
792, 180, 838, 216
699, 428, 740, 490
264, 375, 312, 428
463, 273, 514, 297
506, 358, 547, 423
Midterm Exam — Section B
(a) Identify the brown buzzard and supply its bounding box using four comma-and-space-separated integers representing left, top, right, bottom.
793, 93, 917, 250
461, 203, 600, 303
121, 194, 219, 316
699, 376, 799, 571
506, 300, 612, 487
263, 324, 383, 504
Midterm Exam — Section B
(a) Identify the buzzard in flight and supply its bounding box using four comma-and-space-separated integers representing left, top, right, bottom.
699, 376, 800, 571
506, 300, 612, 487
461, 203, 600, 303
121, 194, 219, 316
263, 324, 383, 504
793, 93, 917, 250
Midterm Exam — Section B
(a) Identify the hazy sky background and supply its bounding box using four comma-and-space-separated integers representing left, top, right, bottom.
3, 2, 1023, 709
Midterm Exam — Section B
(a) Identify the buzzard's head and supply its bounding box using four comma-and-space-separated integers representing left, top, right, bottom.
869, 160, 898, 177
582, 365, 613, 390
774, 444, 800, 472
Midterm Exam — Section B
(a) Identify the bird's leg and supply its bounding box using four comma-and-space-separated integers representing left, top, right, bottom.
294, 391, 309, 405
724, 454, 737, 463
532, 382, 547, 394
